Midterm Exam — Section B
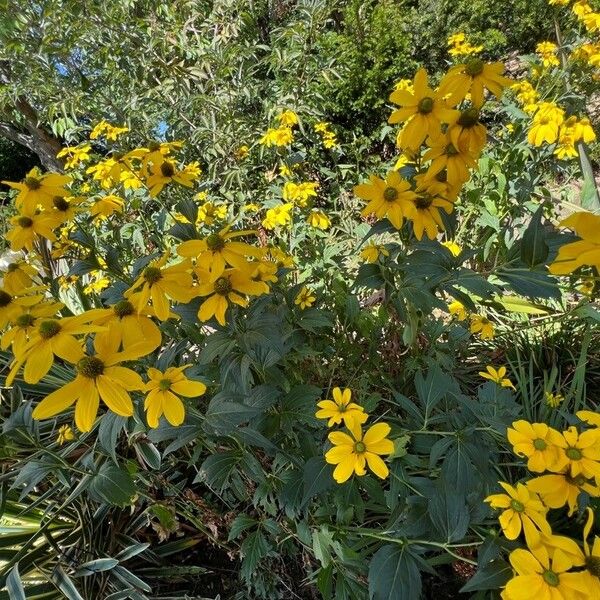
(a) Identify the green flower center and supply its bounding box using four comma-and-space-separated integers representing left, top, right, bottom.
24, 176, 41, 190
510, 499, 525, 513
38, 319, 61, 339
586, 556, 600, 578
160, 162, 175, 177
143, 267, 163, 284
418, 97, 434, 114
113, 300, 135, 317
436, 170, 448, 183
542, 570, 559, 587
566, 447, 583, 461
383, 186, 399, 202
414, 194, 433, 209
533, 438, 547, 451
18, 216, 33, 228
53, 196, 70, 212
465, 58, 484, 77
112, 151, 124, 161
6, 263, 19, 272
457, 107, 480, 128
566, 473, 587, 486
354, 441, 366, 453
15, 313, 35, 328
206, 233, 225, 251
158, 378, 172, 391
480, 317, 490, 325
0, 290, 11, 307
214, 277, 232, 295
76, 356, 105, 379
147, 141, 161, 151
446, 144, 459, 156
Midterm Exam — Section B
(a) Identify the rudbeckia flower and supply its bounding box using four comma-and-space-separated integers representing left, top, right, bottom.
5, 313, 105, 386
388, 68, 460, 150
57, 424, 75, 445
503, 545, 590, 600
195, 267, 267, 326
448, 300, 467, 321
559, 426, 600, 482
360, 243, 389, 263
583, 508, 600, 594
527, 102, 565, 146
470, 314, 495, 339
146, 159, 199, 197
144, 366, 207, 428
0, 285, 45, 329
447, 107, 488, 154
294, 286, 316, 310
549, 212, 600, 275
325, 422, 394, 483
439, 59, 511, 108
315, 387, 368, 429
423, 135, 478, 187
90, 194, 125, 219
31, 337, 146, 432
485, 481, 551, 546
354, 170, 417, 230
307, 210, 331, 230
506, 420, 567, 472
479, 366, 516, 390
408, 192, 452, 240
5, 210, 60, 252
125, 254, 197, 321
527, 471, 600, 516
177, 226, 264, 277
1, 259, 38, 294
2, 168, 72, 213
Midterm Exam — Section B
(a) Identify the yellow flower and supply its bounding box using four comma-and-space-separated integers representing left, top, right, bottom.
549, 212, 600, 275
322, 132, 338, 148
90, 296, 162, 354
195, 267, 267, 326
408, 192, 453, 241
5, 210, 60, 252
282, 181, 319, 207
447, 107, 487, 154
503, 545, 591, 600
438, 59, 511, 108
536, 41, 560, 68
197, 201, 228, 226
479, 365, 515, 390
262, 202, 294, 229
57, 424, 75, 445
259, 127, 293, 147
146, 160, 199, 197
57, 144, 92, 169
277, 110, 298, 127
267, 247, 295, 269
2, 167, 71, 213
90, 194, 124, 219
528, 471, 600, 516
389, 68, 460, 150
423, 134, 477, 187
360, 243, 389, 263
1, 260, 37, 295
144, 366, 206, 428
393, 78, 414, 93
355, 170, 417, 230
507, 420, 567, 472
90, 120, 129, 141
125, 254, 196, 321
314, 122, 330, 133
448, 300, 467, 321
470, 314, 495, 339
0, 285, 46, 330
527, 102, 565, 146
559, 426, 600, 482
243, 203, 260, 212
554, 133, 579, 160
307, 210, 331, 230
325, 422, 394, 483
315, 387, 368, 429
235, 145, 250, 160
577, 411, 600, 428
583, 508, 600, 594
295, 286, 316, 310
546, 391, 565, 408
31, 337, 146, 432
177, 226, 264, 277
441, 240, 461, 256
485, 481, 551, 545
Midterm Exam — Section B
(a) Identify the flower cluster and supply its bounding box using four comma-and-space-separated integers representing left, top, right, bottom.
447, 32, 483, 58
486, 410, 600, 599
316, 387, 394, 483
259, 109, 298, 147
355, 57, 511, 241
314, 121, 338, 148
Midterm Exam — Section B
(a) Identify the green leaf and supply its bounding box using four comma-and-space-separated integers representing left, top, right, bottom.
368, 544, 422, 600
460, 560, 512, 593
240, 531, 270, 582
496, 267, 560, 299
195, 451, 241, 491
73, 558, 119, 577
228, 515, 256, 541
52, 566, 84, 600
577, 141, 600, 212
520, 206, 549, 267
429, 486, 470, 542
88, 463, 136, 506
98, 413, 127, 463
6, 564, 26, 600
302, 457, 335, 506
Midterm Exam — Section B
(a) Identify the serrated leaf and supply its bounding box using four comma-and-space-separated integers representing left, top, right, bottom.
89, 463, 136, 506
302, 457, 335, 506
368, 544, 422, 600
460, 559, 512, 593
